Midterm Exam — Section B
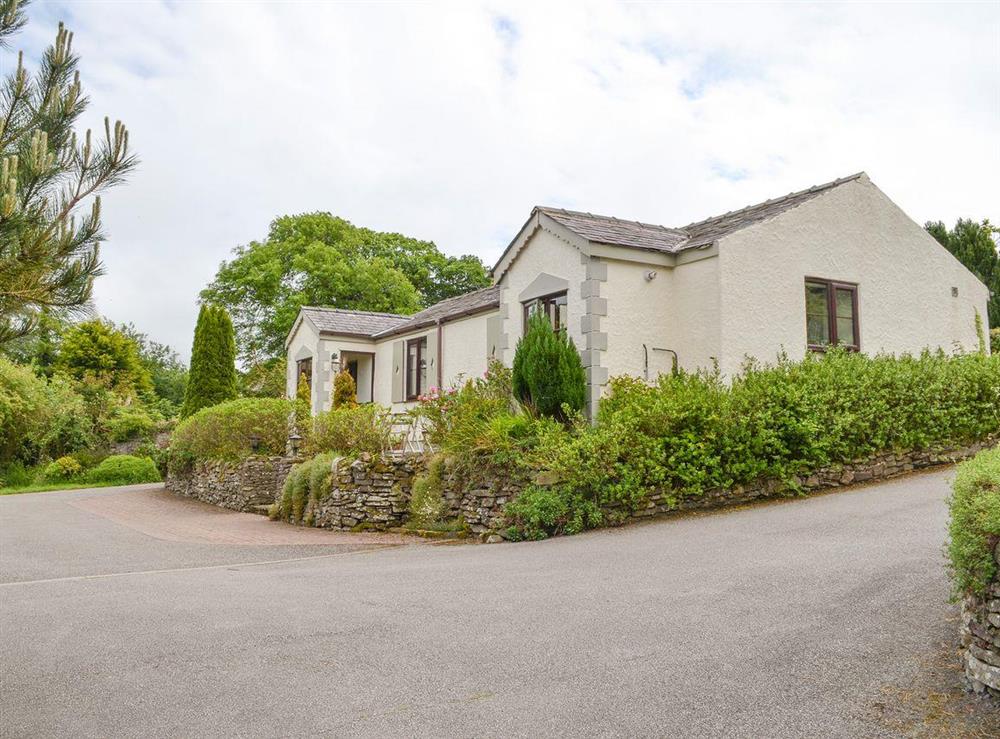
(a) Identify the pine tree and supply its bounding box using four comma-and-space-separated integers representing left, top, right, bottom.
512, 311, 586, 420
180, 305, 238, 418
0, 2, 137, 344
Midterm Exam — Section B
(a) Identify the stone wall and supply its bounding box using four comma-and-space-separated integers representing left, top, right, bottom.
960, 543, 1000, 698
310, 453, 425, 530
166, 456, 297, 513
167, 438, 994, 539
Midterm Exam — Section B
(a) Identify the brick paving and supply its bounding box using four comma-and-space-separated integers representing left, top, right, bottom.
70, 486, 419, 548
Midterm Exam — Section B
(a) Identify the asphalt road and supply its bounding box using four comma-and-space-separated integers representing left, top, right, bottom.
1, 472, 994, 738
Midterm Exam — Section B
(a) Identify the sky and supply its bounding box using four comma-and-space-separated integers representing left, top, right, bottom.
11, 1, 1000, 361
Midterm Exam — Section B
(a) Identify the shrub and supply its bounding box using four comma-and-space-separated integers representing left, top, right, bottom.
87, 455, 161, 485
0, 356, 50, 466
274, 452, 335, 524
407, 456, 448, 529
106, 404, 157, 443
181, 305, 238, 418
42, 456, 84, 482
170, 398, 292, 462
502, 349, 1000, 539
306, 404, 396, 456
332, 369, 357, 408
991, 328, 1000, 356
512, 312, 585, 420
947, 447, 1000, 597
0, 461, 33, 489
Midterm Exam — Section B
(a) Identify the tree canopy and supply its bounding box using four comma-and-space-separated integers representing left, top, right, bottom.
926, 218, 1000, 328
200, 212, 491, 365
56, 319, 152, 399
0, 1, 136, 344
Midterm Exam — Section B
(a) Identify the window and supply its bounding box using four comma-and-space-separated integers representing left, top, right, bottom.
523, 292, 568, 333
406, 337, 427, 400
805, 279, 859, 351
296, 357, 312, 390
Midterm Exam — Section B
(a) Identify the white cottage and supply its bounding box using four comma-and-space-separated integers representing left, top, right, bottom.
286, 172, 990, 417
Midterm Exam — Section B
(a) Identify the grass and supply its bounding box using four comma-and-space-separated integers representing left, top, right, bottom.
0, 480, 155, 495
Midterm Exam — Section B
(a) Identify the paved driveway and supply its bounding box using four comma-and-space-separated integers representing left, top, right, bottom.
1, 473, 996, 738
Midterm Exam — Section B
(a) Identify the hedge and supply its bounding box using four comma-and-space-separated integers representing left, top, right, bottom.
170, 398, 292, 466
947, 447, 1000, 597
493, 349, 1000, 539
87, 455, 162, 485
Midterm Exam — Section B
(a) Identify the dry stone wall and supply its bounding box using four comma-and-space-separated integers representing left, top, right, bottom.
167, 438, 994, 537
166, 456, 296, 513
960, 544, 1000, 698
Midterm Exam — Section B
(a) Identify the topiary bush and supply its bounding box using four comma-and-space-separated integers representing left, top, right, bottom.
512, 311, 586, 420
306, 404, 396, 456
170, 397, 292, 463
332, 369, 357, 409
87, 455, 161, 485
947, 447, 1000, 597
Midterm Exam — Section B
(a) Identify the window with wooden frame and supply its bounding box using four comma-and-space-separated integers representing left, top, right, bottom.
522, 291, 568, 333
296, 357, 312, 390
405, 337, 427, 400
805, 278, 859, 351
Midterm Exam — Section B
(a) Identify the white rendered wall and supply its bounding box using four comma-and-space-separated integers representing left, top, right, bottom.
496, 227, 588, 364
716, 176, 990, 378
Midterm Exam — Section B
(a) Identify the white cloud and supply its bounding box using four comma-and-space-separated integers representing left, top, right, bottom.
14, 0, 1000, 359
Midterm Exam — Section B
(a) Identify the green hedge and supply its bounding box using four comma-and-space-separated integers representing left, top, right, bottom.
501, 349, 1000, 539
305, 404, 396, 457
947, 447, 1000, 597
87, 455, 162, 485
170, 398, 292, 466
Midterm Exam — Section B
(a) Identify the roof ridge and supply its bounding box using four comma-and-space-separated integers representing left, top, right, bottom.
536, 205, 687, 235
302, 306, 409, 319
678, 171, 866, 231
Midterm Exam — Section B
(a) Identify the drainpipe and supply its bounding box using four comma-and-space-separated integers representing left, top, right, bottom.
436, 318, 444, 390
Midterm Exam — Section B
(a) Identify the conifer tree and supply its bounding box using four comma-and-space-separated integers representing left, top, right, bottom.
0, 1, 137, 343
181, 305, 238, 418
332, 368, 357, 408
511, 311, 586, 420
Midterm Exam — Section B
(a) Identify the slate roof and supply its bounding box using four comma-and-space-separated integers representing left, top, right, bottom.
374, 285, 501, 338
300, 306, 410, 337
537, 172, 866, 255
297, 286, 501, 341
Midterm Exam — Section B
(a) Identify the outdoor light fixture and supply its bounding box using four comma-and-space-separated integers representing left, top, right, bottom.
249, 434, 261, 453
288, 432, 302, 457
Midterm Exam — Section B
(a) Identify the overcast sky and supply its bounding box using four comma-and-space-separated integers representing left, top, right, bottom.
14, 1, 1000, 361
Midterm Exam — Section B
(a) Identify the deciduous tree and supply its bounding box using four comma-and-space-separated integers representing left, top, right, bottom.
200, 212, 490, 365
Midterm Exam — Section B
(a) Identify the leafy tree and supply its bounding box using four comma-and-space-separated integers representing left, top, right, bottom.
0, 1, 137, 344
181, 305, 237, 418
118, 322, 188, 407
200, 212, 490, 365
926, 218, 1000, 327
332, 368, 357, 408
238, 356, 286, 398
56, 319, 152, 398
512, 311, 586, 420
